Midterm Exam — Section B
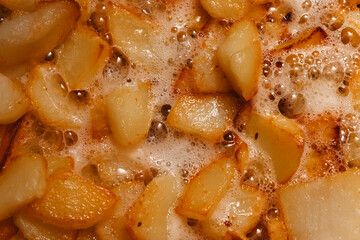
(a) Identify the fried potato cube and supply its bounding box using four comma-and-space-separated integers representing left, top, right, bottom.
28, 171, 116, 229
176, 158, 236, 221
201, 185, 267, 239
14, 211, 77, 240
106, 82, 154, 146
167, 94, 238, 142
127, 175, 180, 240
56, 26, 111, 90
0, 0, 80, 65
46, 155, 74, 176
0, 73, 30, 124
279, 170, 360, 240
27, 64, 84, 128
244, 109, 305, 183
200, 0, 249, 19
0, 153, 47, 221
0, 218, 17, 240
217, 18, 261, 100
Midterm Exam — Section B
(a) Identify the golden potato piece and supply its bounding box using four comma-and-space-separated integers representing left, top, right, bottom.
266, 216, 288, 240
27, 64, 84, 128
106, 82, 154, 146
217, 18, 261, 100
243, 108, 305, 183
14, 211, 77, 240
0, 73, 30, 124
77, 228, 100, 240
176, 158, 235, 221
200, 0, 249, 19
56, 26, 111, 90
280, 170, 360, 240
167, 94, 239, 142
0, 0, 37, 11
0, 0, 80, 65
46, 155, 74, 176
0, 218, 17, 240
0, 153, 47, 221
28, 171, 116, 229
127, 174, 180, 240
201, 185, 266, 239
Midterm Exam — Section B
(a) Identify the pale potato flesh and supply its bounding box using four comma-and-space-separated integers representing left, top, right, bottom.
245, 110, 305, 183
200, 0, 249, 19
127, 174, 180, 240
56, 26, 111, 90
217, 18, 261, 100
0, 73, 30, 124
46, 155, 74, 176
280, 170, 360, 240
176, 158, 235, 221
0, 0, 80, 65
27, 64, 84, 128
167, 94, 238, 142
106, 82, 154, 146
0, 0, 37, 11
0, 153, 47, 221
28, 171, 117, 229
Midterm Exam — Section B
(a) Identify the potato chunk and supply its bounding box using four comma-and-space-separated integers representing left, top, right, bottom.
107, 3, 162, 70
217, 18, 261, 100
0, 153, 47, 221
280, 170, 360, 240
46, 155, 74, 176
28, 171, 116, 229
0, 0, 37, 11
0, 73, 30, 124
244, 110, 305, 183
0, 0, 80, 65
27, 64, 84, 128
127, 174, 180, 240
167, 94, 238, 142
56, 26, 111, 90
201, 185, 266, 239
106, 82, 153, 146
200, 0, 249, 19
14, 211, 77, 240
176, 158, 235, 221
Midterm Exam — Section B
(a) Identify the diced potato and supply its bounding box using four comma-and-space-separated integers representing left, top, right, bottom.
0, 62, 31, 80
56, 26, 111, 90
176, 158, 235, 221
279, 170, 360, 240
167, 94, 239, 142
201, 185, 266, 239
27, 64, 84, 128
46, 155, 74, 176
173, 67, 194, 94
236, 140, 250, 173
107, 3, 162, 70
0, 0, 37, 11
28, 171, 117, 229
127, 174, 180, 240
244, 110, 305, 183
200, 0, 249, 19
266, 216, 288, 240
274, 27, 327, 51
0, 153, 47, 221
0, 218, 17, 240
0, 0, 80, 65
14, 211, 77, 240
217, 18, 261, 100
106, 82, 154, 146
0, 73, 30, 124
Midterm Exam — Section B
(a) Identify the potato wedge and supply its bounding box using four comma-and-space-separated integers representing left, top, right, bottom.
106, 82, 154, 146
176, 158, 235, 221
28, 171, 116, 229
217, 18, 261, 100
280, 170, 360, 240
244, 110, 305, 183
106, 3, 162, 70
46, 155, 74, 176
14, 211, 77, 240
0, 218, 17, 240
27, 64, 84, 128
201, 185, 266, 239
0, 0, 37, 11
56, 26, 111, 90
127, 174, 180, 240
167, 94, 238, 142
200, 0, 249, 19
0, 73, 30, 124
0, 0, 80, 65
0, 153, 47, 221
